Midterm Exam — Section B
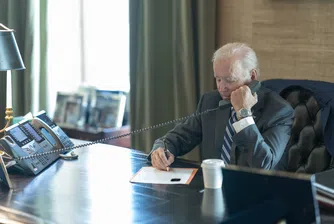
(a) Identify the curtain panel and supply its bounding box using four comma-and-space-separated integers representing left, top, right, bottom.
130, 0, 217, 161
0, 0, 48, 134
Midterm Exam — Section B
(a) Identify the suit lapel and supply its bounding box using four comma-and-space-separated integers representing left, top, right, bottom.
251, 88, 265, 123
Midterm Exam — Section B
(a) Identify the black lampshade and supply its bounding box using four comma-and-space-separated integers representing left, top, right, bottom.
0, 30, 25, 71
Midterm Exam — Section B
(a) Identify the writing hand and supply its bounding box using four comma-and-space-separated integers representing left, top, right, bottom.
151, 147, 175, 171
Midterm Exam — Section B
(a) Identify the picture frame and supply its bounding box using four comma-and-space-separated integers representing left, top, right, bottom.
64, 97, 82, 126
53, 92, 71, 124
87, 107, 102, 128
53, 92, 87, 127
89, 90, 127, 128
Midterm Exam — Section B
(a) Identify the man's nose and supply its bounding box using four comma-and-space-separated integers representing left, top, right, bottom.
218, 82, 226, 92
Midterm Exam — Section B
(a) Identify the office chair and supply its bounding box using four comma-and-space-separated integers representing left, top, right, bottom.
262, 79, 334, 174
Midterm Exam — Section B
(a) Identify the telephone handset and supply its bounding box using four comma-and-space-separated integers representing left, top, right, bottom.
34, 110, 74, 149
31, 118, 64, 151
218, 80, 261, 109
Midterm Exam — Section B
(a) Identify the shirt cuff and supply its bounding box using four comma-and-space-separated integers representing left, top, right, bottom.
232, 116, 255, 133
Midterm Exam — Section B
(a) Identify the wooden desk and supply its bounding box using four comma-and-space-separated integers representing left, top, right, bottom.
0, 139, 333, 223
0, 139, 221, 223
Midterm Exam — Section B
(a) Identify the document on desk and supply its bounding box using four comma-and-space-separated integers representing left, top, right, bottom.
130, 167, 198, 185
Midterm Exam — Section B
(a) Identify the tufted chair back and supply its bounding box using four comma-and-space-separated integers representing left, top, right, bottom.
279, 86, 333, 173
262, 79, 334, 174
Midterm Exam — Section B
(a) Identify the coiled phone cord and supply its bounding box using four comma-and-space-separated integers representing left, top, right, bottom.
15, 107, 219, 161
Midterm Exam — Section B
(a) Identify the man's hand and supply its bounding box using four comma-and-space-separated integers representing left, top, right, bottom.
230, 85, 258, 112
151, 148, 175, 171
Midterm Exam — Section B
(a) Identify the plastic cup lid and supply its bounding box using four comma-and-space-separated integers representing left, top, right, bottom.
201, 159, 225, 168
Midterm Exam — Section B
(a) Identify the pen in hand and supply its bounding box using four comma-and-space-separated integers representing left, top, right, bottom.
163, 139, 170, 172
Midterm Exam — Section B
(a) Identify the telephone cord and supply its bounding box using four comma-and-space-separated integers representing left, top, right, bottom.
15, 107, 219, 161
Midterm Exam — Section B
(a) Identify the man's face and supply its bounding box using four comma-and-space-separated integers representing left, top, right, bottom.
213, 59, 248, 100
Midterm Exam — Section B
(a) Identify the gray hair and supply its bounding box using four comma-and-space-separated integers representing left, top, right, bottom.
212, 42, 260, 81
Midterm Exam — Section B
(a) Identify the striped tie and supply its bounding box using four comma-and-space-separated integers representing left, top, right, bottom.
221, 108, 238, 164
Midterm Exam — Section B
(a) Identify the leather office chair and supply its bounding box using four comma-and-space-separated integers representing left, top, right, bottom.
262, 79, 334, 174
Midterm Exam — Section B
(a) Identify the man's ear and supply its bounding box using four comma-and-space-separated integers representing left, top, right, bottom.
250, 69, 258, 80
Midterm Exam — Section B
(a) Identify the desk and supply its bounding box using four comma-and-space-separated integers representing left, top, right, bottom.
0, 139, 333, 223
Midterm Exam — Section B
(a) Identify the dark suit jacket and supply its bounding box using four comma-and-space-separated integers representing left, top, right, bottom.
151, 85, 295, 170
262, 79, 334, 157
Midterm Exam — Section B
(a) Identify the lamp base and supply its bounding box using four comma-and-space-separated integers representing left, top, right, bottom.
0, 108, 13, 133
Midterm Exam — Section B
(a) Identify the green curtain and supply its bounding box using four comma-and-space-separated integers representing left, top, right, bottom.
0, 0, 48, 133
130, 0, 217, 161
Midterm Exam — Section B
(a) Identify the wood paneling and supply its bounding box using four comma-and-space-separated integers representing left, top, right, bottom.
217, 0, 334, 82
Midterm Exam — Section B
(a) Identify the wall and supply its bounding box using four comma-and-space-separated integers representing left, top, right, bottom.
217, 0, 334, 82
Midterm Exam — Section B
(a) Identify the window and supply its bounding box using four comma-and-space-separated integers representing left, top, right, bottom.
47, 0, 129, 117
82, 1, 130, 91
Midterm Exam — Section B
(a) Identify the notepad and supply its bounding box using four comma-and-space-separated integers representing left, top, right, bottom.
130, 166, 198, 185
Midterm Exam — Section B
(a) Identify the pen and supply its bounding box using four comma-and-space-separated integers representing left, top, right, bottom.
163, 139, 170, 172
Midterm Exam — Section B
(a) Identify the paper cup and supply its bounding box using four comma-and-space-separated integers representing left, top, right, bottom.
201, 159, 225, 189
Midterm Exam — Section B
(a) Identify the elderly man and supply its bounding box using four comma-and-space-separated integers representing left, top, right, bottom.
149, 42, 294, 171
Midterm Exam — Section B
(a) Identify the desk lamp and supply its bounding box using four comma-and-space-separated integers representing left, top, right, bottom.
0, 23, 25, 132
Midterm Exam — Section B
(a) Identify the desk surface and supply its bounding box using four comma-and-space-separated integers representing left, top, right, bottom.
0, 139, 220, 224
0, 139, 333, 224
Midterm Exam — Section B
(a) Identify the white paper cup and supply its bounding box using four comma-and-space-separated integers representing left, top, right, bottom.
201, 159, 225, 189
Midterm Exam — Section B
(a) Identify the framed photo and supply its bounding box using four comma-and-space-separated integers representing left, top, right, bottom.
88, 107, 102, 128
100, 106, 119, 128
53, 92, 71, 124
77, 84, 96, 126
89, 90, 127, 128
53, 92, 86, 127
64, 102, 80, 126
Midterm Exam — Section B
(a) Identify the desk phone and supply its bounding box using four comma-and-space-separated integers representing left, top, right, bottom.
0, 111, 74, 175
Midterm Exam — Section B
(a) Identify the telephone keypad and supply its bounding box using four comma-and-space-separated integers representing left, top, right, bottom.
38, 157, 48, 166
35, 148, 50, 166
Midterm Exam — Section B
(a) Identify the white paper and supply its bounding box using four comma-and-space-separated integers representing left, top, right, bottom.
130, 166, 197, 185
